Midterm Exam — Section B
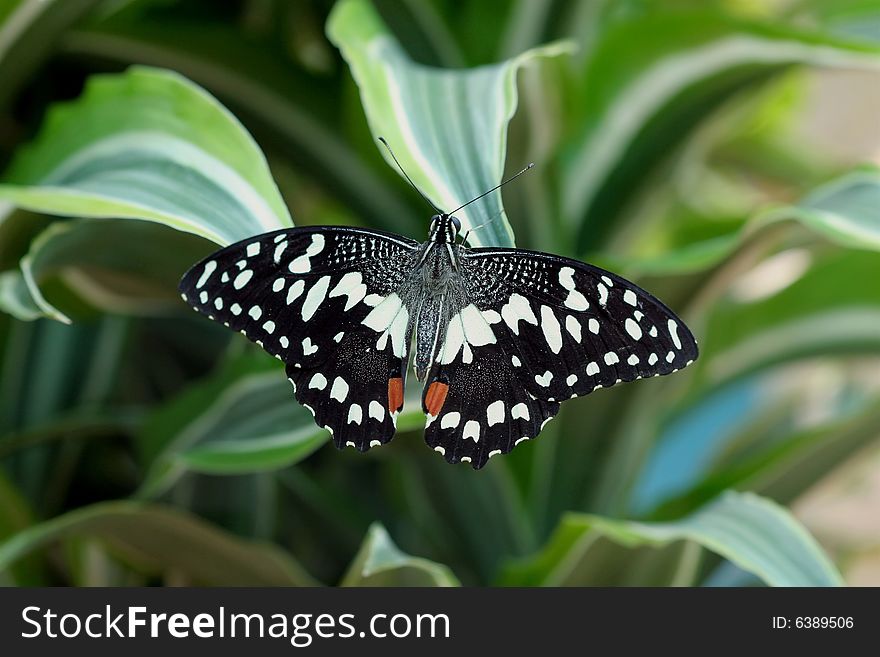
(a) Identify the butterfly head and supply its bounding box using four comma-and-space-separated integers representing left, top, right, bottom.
429, 213, 461, 244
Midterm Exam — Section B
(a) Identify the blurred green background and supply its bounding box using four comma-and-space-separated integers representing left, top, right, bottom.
1, 0, 880, 587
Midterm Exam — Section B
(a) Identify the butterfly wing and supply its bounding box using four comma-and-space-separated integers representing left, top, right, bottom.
179, 226, 420, 451
422, 247, 698, 468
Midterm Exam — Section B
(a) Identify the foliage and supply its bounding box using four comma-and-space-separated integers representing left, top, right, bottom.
2, 0, 880, 586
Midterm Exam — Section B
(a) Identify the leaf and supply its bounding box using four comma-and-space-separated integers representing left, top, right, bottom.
0, 501, 317, 585
341, 523, 459, 586
0, 66, 291, 247
616, 166, 880, 277
500, 490, 843, 586
63, 6, 419, 236
563, 9, 880, 250
649, 401, 880, 519
327, 0, 573, 247
0, 270, 41, 321
7, 219, 213, 323
697, 250, 880, 388
757, 167, 880, 251
137, 353, 428, 496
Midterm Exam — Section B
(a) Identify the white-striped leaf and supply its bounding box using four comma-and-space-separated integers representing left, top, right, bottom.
564, 10, 880, 247
0, 66, 291, 247
501, 490, 843, 586
342, 524, 459, 587
327, 0, 572, 247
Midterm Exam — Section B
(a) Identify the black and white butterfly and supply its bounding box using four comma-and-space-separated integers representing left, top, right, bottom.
179, 164, 697, 469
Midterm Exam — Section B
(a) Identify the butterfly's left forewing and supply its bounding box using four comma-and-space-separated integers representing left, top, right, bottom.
179, 226, 420, 451
422, 247, 698, 468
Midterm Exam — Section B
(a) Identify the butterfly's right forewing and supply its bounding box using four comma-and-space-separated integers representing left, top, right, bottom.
179, 226, 420, 450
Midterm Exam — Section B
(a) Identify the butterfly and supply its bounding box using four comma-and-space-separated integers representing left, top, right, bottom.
179, 150, 698, 469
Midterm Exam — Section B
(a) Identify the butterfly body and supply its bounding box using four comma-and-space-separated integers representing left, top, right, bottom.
180, 214, 698, 469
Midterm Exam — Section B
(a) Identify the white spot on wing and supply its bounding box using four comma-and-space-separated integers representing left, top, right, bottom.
511, 403, 530, 421
566, 374, 578, 386
246, 242, 260, 257
625, 317, 642, 340
487, 401, 505, 427
501, 293, 538, 335
308, 373, 327, 390
589, 318, 600, 334
273, 240, 288, 264
463, 420, 480, 442
287, 280, 305, 305
369, 401, 385, 422
196, 261, 216, 288
535, 371, 553, 386
565, 316, 582, 343
262, 320, 275, 334
347, 404, 363, 425
624, 290, 638, 306
460, 304, 496, 346
301, 276, 331, 321
329, 272, 367, 311
248, 305, 262, 320
302, 337, 318, 355
330, 377, 349, 402
668, 319, 682, 349
289, 234, 326, 273
441, 412, 461, 429
540, 306, 563, 354
233, 269, 253, 290
362, 293, 403, 331
604, 352, 619, 365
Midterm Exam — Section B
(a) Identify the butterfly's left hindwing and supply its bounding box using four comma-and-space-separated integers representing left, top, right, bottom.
422, 247, 698, 468
179, 226, 420, 451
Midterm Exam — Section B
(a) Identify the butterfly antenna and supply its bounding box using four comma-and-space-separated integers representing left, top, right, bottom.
378, 137, 442, 214
447, 162, 534, 216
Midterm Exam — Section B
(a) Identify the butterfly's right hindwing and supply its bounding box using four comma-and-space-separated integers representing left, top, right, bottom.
179, 226, 420, 450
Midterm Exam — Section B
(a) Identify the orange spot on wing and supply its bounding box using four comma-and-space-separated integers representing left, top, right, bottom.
388, 377, 404, 413
424, 382, 449, 416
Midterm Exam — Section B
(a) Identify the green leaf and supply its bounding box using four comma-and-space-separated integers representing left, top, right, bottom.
5, 218, 212, 324
616, 166, 880, 277
697, 250, 880, 388
756, 167, 880, 251
137, 354, 322, 496
138, 351, 431, 496
327, 0, 573, 247
564, 9, 880, 250
0, 270, 41, 321
651, 401, 880, 519
501, 490, 843, 586
0, 66, 291, 247
0, 501, 317, 585
342, 523, 459, 586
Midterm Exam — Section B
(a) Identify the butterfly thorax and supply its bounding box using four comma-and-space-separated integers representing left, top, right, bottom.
412, 221, 466, 381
